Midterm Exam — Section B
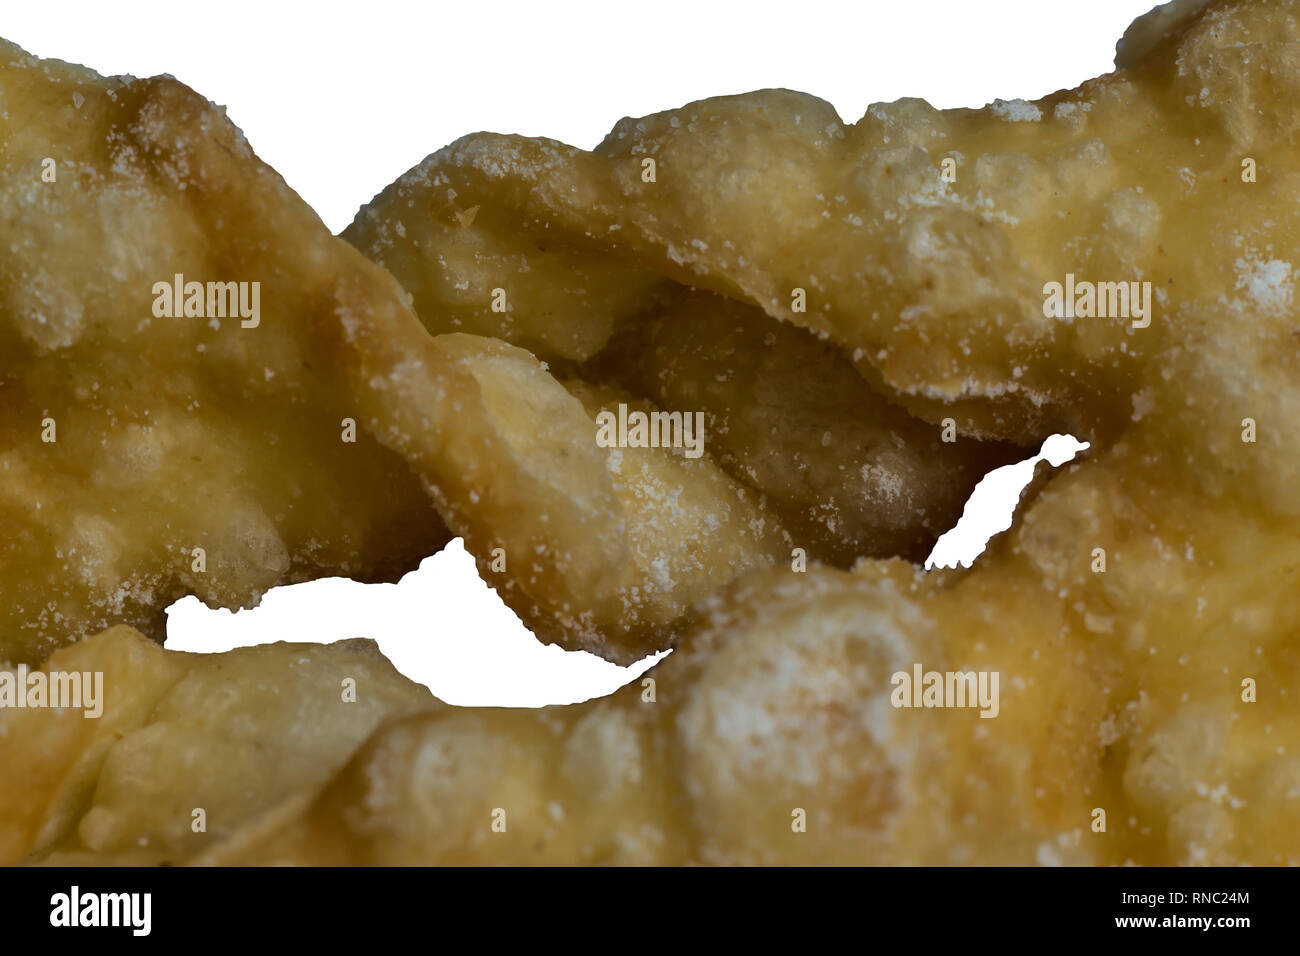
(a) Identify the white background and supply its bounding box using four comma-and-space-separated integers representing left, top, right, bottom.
7, 0, 1142, 704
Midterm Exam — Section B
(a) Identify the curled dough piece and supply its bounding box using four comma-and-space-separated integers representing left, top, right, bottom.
0, 39, 447, 662
0, 36, 792, 665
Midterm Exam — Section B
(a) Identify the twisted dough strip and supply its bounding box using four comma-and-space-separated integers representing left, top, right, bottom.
8, 0, 1300, 865
10, 445, 1299, 863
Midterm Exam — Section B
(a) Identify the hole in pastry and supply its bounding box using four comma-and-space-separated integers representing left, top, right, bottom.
924, 433, 1089, 570
164, 538, 664, 707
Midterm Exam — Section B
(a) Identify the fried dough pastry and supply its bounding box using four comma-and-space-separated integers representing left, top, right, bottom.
347, 181, 1025, 566
340, 0, 1300, 621
206, 0, 1297, 865
0, 626, 437, 866
0, 39, 448, 663
12, 471, 1299, 864
8, 0, 1300, 867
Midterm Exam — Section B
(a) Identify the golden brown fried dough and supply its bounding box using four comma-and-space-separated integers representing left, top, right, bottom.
0, 39, 447, 662
19, 470, 1298, 867
13, 462, 1300, 865
0, 626, 437, 865
208, 0, 1300, 865
10, 0, 1300, 868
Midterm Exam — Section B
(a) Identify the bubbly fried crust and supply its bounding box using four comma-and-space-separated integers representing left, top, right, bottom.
0, 40, 448, 662
19, 456, 1300, 866
0, 627, 437, 865
13, 470, 1300, 865
1, 38, 796, 665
